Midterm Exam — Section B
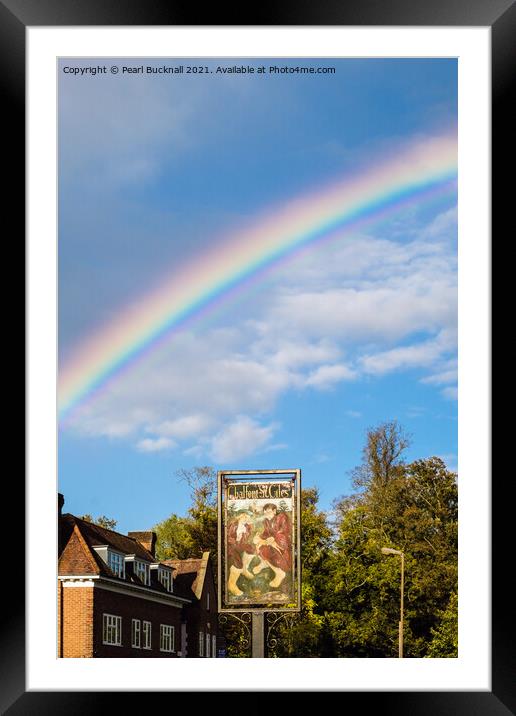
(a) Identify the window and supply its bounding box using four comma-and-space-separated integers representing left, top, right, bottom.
107, 551, 125, 578
198, 631, 204, 657
143, 621, 152, 650
131, 619, 141, 648
102, 614, 122, 646
134, 560, 150, 585
160, 624, 174, 653
206, 591, 210, 610
212, 634, 217, 658
158, 567, 173, 592
205, 632, 211, 658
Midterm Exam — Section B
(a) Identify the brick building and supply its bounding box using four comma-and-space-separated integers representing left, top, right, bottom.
163, 553, 219, 658
58, 494, 219, 658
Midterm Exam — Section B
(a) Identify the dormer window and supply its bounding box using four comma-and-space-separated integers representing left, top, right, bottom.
158, 567, 173, 593
108, 550, 125, 579
93, 546, 126, 579
134, 559, 151, 586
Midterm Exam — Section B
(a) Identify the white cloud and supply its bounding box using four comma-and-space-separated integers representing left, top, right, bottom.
421, 358, 458, 387
421, 369, 457, 386
136, 437, 176, 453
441, 386, 458, 400
304, 363, 356, 389
420, 205, 458, 241
253, 219, 457, 347
182, 444, 205, 459
263, 339, 341, 369
266, 281, 456, 343
149, 414, 214, 440
359, 329, 456, 376
64, 206, 457, 456
208, 417, 278, 463
360, 340, 441, 375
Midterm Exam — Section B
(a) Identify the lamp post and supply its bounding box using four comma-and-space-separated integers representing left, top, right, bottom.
381, 547, 405, 658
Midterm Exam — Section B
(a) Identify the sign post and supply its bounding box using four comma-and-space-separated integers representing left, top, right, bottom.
217, 469, 302, 657
251, 613, 265, 658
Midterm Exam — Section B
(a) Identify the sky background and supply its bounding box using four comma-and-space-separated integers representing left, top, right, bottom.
58, 58, 457, 534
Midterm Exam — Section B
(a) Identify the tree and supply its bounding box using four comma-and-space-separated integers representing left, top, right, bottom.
426, 591, 458, 657
151, 435, 458, 658
154, 514, 194, 560
177, 466, 218, 559
328, 435, 458, 658
271, 488, 334, 657
81, 514, 118, 530
154, 466, 217, 561
351, 419, 411, 491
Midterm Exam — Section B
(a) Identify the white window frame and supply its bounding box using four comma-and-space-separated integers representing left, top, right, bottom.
107, 550, 125, 579
160, 624, 174, 653
143, 620, 152, 650
158, 567, 173, 592
102, 613, 122, 646
198, 630, 204, 657
134, 559, 151, 585
131, 618, 141, 648
205, 632, 211, 658
212, 634, 217, 658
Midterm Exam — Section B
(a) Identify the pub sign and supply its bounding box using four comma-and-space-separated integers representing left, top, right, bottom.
217, 469, 301, 612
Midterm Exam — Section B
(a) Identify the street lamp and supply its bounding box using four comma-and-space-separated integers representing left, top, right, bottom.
381, 547, 405, 658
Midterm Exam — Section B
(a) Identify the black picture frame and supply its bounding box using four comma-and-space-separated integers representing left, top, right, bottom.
7, 0, 508, 711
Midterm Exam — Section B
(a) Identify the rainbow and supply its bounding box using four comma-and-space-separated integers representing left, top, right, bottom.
59, 133, 457, 421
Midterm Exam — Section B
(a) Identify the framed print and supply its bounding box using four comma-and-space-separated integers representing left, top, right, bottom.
7, 0, 510, 711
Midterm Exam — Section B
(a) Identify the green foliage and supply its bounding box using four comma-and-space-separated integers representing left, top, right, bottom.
154, 514, 194, 560
426, 592, 458, 657
153, 426, 458, 658
81, 514, 118, 530
301, 487, 333, 575
326, 427, 458, 658
273, 492, 333, 657
154, 466, 218, 562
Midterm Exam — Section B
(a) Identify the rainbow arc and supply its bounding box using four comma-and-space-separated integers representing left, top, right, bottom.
59, 133, 457, 422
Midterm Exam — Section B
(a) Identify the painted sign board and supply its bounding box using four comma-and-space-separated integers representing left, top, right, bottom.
217, 469, 301, 613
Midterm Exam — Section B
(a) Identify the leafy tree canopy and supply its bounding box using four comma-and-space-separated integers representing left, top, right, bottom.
153, 424, 457, 658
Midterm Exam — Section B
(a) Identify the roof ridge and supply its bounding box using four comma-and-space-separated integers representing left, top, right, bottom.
166, 556, 203, 561
74, 514, 137, 540
74, 513, 152, 555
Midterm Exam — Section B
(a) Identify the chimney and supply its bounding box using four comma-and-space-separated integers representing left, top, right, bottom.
128, 531, 157, 558
58, 493, 64, 518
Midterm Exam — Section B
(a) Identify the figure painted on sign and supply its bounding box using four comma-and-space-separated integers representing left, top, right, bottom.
252, 503, 292, 588
226, 510, 256, 596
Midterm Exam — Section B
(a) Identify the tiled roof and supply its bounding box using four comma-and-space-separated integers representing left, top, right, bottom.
71, 515, 155, 561
162, 552, 210, 600
58, 514, 192, 601
166, 558, 203, 575
58, 524, 102, 576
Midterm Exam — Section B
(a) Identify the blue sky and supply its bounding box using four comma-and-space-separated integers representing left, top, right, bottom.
58, 58, 457, 533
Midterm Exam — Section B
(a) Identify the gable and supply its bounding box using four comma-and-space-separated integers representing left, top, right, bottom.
59, 525, 101, 575
163, 552, 215, 601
